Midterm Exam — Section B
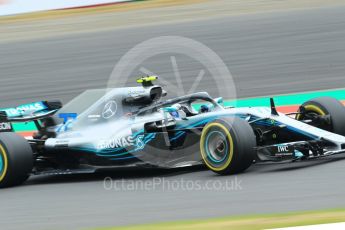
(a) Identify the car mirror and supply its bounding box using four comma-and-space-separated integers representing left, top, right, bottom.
214, 97, 224, 105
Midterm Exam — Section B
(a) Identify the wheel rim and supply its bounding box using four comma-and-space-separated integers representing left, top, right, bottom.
0, 154, 3, 176
297, 104, 326, 120
0, 144, 7, 182
205, 130, 229, 163
200, 122, 234, 172
298, 105, 330, 131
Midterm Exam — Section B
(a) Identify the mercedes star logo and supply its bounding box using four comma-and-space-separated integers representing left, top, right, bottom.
102, 101, 117, 119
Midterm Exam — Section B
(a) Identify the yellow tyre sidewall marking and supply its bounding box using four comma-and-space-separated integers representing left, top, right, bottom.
304, 105, 326, 115
297, 104, 326, 120
200, 123, 234, 172
0, 143, 8, 182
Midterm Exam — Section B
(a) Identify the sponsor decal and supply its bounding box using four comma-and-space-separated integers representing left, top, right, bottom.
4, 102, 46, 117
0, 122, 12, 131
55, 140, 69, 148
59, 113, 78, 123
56, 120, 74, 133
277, 145, 289, 152
88, 114, 101, 119
128, 89, 145, 96
56, 113, 78, 133
270, 119, 276, 125
102, 101, 117, 119
57, 132, 82, 139
275, 144, 294, 157
97, 135, 145, 150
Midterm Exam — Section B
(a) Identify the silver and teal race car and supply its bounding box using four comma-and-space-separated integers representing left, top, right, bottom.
1, 76, 345, 188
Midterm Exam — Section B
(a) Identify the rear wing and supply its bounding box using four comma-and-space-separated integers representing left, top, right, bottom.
0, 101, 62, 122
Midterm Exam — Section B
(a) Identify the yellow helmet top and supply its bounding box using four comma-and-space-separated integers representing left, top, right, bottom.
136, 76, 158, 84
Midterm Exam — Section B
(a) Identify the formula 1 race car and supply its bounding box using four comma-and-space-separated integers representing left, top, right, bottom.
1, 76, 345, 188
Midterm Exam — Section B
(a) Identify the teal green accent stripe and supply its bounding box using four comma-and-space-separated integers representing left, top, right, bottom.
12, 88, 345, 133
224, 88, 345, 108
12, 122, 37, 132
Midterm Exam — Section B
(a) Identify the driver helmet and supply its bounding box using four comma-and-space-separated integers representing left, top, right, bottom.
199, 105, 210, 113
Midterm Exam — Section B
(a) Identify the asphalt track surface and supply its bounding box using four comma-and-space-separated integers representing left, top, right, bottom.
1, 5, 345, 230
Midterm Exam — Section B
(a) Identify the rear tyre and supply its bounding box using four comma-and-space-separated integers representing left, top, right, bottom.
0, 133, 33, 188
200, 117, 256, 175
296, 97, 345, 136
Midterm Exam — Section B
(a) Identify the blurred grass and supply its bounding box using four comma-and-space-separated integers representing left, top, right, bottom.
2, 0, 345, 44
95, 209, 345, 230
0, 0, 206, 23
2, 0, 345, 24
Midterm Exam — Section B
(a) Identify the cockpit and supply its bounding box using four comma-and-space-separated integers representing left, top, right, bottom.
148, 92, 224, 121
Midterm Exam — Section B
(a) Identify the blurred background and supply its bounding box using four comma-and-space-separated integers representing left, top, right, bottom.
2, 0, 345, 107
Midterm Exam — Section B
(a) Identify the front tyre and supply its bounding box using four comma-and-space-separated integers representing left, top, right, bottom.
200, 117, 256, 175
0, 133, 33, 188
296, 97, 345, 136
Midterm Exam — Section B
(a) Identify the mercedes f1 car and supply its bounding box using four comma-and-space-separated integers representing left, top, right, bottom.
1, 76, 345, 188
